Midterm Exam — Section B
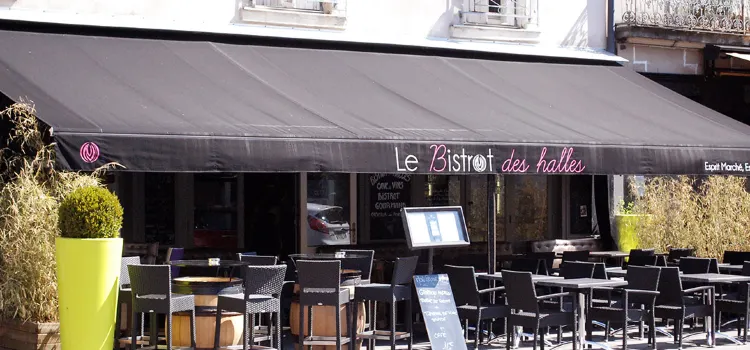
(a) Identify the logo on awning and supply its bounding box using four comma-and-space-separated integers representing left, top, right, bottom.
79, 142, 100, 163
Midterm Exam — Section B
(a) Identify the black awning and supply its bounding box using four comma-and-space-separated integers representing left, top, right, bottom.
2, 29, 750, 175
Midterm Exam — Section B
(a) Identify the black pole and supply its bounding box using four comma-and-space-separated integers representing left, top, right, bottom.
487, 174, 497, 274
607, 0, 616, 54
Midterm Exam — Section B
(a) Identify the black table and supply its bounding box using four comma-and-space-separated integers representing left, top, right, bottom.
475, 272, 562, 283
291, 253, 370, 260
536, 278, 628, 349
717, 264, 744, 274
168, 259, 251, 277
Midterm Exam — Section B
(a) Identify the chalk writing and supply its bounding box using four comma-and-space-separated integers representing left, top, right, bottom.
414, 274, 467, 350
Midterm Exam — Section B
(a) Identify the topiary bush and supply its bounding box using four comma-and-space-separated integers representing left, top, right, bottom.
58, 186, 123, 239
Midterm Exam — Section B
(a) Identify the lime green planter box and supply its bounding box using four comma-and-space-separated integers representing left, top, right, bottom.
56, 237, 123, 350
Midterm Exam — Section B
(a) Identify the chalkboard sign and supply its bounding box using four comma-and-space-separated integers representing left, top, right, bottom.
368, 174, 411, 240
414, 274, 467, 350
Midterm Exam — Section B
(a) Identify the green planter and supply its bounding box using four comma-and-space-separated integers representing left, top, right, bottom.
56, 237, 123, 350
615, 214, 644, 256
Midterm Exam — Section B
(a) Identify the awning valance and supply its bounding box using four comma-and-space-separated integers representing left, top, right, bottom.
3, 28, 750, 175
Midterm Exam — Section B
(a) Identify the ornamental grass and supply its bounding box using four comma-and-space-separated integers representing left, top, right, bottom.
630, 175, 750, 260
0, 102, 106, 322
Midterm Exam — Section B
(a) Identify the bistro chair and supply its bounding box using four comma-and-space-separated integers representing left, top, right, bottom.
115, 256, 144, 349
716, 261, 750, 342
510, 258, 544, 274
722, 251, 750, 265
654, 267, 716, 348
297, 260, 352, 350
166, 248, 184, 278
667, 248, 695, 264
562, 251, 590, 263
128, 265, 196, 350
503, 270, 578, 350
445, 265, 509, 348
214, 264, 287, 350
237, 254, 278, 266
353, 256, 419, 350
340, 249, 375, 284
627, 255, 658, 267
529, 252, 556, 275
587, 266, 661, 349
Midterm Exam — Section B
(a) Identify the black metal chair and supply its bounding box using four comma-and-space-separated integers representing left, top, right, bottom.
503, 270, 578, 350
352, 256, 419, 350
562, 251, 590, 263
654, 267, 716, 348
116, 256, 144, 350
627, 255, 658, 267
529, 252, 556, 275
587, 266, 661, 349
631, 249, 656, 257
297, 260, 351, 350
236, 254, 278, 266
510, 258, 543, 274
340, 249, 375, 284
128, 265, 196, 350
716, 261, 750, 343
214, 265, 287, 350
667, 248, 694, 264
445, 265, 509, 348
722, 251, 750, 265
559, 262, 596, 280
678, 257, 711, 274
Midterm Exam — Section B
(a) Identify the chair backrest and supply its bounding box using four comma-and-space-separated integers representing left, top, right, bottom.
667, 248, 694, 262
529, 252, 555, 273
630, 249, 655, 258
391, 256, 419, 287
445, 265, 479, 306
592, 262, 608, 279
238, 254, 278, 265
297, 260, 340, 293
723, 251, 744, 265
560, 261, 595, 279
562, 250, 590, 263
243, 265, 287, 296
120, 256, 141, 288
340, 249, 375, 281
708, 258, 720, 273
510, 258, 542, 274
678, 257, 711, 274
743, 261, 750, 276
166, 247, 184, 277
656, 267, 683, 305
128, 264, 171, 297
625, 266, 661, 305
628, 254, 657, 267
502, 270, 539, 312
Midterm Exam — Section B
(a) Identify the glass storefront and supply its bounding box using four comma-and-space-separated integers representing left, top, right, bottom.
306, 173, 351, 246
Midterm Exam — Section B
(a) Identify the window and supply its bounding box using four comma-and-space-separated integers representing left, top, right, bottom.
306, 173, 351, 246
465, 0, 538, 28
241, 0, 347, 30
144, 173, 175, 245
367, 173, 412, 241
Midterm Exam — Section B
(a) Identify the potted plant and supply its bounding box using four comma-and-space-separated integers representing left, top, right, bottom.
56, 186, 124, 350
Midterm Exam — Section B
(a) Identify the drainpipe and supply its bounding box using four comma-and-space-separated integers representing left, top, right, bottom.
607, 0, 616, 54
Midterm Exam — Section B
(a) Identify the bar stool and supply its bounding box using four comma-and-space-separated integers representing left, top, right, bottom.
115, 256, 143, 349
128, 265, 197, 350
297, 260, 352, 350
214, 264, 287, 350
351, 256, 419, 350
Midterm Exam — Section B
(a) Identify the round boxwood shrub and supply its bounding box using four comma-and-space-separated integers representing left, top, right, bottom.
58, 186, 123, 239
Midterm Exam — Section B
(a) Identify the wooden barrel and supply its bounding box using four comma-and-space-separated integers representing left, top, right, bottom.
170, 277, 244, 348
289, 277, 365, 350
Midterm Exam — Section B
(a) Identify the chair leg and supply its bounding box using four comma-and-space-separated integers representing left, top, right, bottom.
406, 299, 413, 350
370, 301, 377, 350
298, 304, 305, 350
190, 308, 197, 350
650, 315, 657, 350
474, 310, 482, 349
130, 311, 138, 350
243, 312, 250, 350
150, 313, 158, 348
250, 313, 256, 347
532, 323, 538, 350
214, 306, 222, 350
505, 318, 512, 350
350, 300, 359, 350
307, 306, 314, 350
166, 312, 173, 350
677, 320, 684, 349
275, 311, 281, 350
623, 315, 628, 349
390, 301, 397, 350
540, 329, 545, 350
336, 303, 342, 350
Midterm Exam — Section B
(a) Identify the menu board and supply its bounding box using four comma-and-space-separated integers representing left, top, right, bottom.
401, 206, 470, 249
414, 274, 467, 350
369, 174, 411, 240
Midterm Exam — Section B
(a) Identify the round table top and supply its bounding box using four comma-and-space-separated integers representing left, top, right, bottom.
167, 259, 250, 267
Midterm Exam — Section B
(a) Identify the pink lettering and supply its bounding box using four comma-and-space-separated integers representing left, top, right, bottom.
429, 144, 447, 172
537, 147, 585, 173
501, 149, 529, 173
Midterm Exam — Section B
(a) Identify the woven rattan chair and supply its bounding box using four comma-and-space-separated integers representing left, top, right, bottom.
237, 254, 278, 266
214, 264, 287, 350
353, 256, 419, 350
115, 256, 144, 349
340, 249, 375, 284
128, 265, 196, 350
297, 260, 351, 350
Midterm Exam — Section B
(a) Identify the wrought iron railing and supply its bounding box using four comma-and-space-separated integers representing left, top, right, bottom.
621, 0, 749, 34
250, 0, 346, 15
469, 0, 538, 28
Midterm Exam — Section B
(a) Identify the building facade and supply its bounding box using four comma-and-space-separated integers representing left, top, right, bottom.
0, 1, 625, 261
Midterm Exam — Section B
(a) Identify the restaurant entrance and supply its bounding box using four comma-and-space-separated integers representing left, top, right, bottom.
244, 173, 299, 259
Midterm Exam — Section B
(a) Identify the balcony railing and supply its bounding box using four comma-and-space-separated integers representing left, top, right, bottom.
468, 0, 538, 28
622, 0, 749, 34
249, 0, 346, 15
